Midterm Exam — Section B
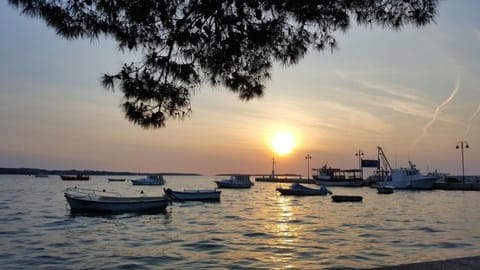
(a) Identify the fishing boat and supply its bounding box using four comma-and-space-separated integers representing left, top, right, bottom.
332, 195, 363, 202
131, 175, 165, 185
313, 165, 364, 187
164, 188, 221, 201
375, 146, 439, 190
61, 175, 90, 181
64, 187, 170, 212
276, 183, 331, 196
214, 175, 253, 188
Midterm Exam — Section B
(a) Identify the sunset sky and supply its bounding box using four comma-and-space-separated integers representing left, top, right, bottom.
1, 1, 479, 176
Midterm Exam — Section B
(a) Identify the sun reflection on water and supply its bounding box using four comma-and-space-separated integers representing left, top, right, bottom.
264, 196, 300, 267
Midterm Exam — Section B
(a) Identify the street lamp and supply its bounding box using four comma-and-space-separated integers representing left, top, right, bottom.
305, 154, 312, 180
355, 150, 364, 170
456, 141, 469, 184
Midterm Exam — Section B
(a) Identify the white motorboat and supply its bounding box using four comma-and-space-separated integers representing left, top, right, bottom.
214, 175, 253, 188
164, 188, 221, 201
276, 183, 331, 196
64, 187, 170, 212
131, 175, 165, 185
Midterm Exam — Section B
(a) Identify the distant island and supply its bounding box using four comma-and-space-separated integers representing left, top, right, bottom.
0, 167, 202, 176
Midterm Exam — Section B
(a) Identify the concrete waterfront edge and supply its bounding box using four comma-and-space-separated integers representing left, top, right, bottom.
366, 256, 480, 270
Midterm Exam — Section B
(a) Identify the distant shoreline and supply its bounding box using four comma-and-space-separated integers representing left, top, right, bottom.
0, 167, 202, 176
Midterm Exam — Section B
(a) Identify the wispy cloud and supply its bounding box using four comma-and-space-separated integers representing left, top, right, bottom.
334, 71, 435, 119
411, 78, 460, 148
463, 103, 480, 139
356, 79, 423, 102
474, 27, 480, 41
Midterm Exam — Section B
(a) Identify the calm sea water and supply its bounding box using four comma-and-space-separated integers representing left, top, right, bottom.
0, 175, 479, 269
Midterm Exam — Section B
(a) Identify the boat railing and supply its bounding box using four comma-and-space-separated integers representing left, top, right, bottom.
65, 187, 122, 199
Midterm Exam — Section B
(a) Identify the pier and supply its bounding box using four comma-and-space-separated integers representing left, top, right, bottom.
433, 182, 480, 191
255, 176, 315, 184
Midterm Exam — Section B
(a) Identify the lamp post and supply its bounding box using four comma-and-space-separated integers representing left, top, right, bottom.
305, 154, 312, 180
355, 150, 364, 170
271, 156, 276, 179
456, 141, 469, 184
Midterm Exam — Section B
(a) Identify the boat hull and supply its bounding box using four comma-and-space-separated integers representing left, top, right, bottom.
164, 188, 221, 201
131, 180, 164, 185
276, 183, 330, 196
276, 188, 328, 196
332, 195, 363, 202
108, 178, 126, 182
377, 185, 394, 194
131, 175, 165, 185
214, 175, 252, 189
61, 175, 90, 181
65, 194, 170, 212
378, 177, 438, 190
214, 181, 252, 188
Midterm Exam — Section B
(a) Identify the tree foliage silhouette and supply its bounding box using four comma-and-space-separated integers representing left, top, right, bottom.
9, 0, 438, 128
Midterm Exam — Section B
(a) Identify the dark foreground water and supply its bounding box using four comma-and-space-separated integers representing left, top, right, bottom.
0, 175, 479, 269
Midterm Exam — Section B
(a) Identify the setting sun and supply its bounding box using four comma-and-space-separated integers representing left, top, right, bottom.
271, 131, 296, 155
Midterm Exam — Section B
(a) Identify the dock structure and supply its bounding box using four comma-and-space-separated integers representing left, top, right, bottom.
368, 255, 480, 270
433, 182, 480, 191
254, 176, 315, 184
433, 175, 480, 190
254, 173, 480, 190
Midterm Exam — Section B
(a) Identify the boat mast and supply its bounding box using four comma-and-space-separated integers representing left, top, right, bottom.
377, 146, 393, 180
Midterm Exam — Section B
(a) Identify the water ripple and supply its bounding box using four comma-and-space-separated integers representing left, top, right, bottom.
1, 176, 480, 269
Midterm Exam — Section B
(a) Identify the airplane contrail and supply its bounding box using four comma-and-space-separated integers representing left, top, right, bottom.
411, 79, 460, 148
463, 103, 480, 138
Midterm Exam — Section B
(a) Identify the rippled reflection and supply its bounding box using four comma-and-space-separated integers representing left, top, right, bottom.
264, 196, 299, 267
1, 175, 480, 269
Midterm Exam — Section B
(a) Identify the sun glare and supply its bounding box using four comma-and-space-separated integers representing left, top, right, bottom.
271, 131, 296, 155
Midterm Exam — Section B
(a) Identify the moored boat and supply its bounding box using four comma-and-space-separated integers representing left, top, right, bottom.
312, 164, 364, 187
375, 146, 439, 190
108, 178, 126, 182
131, 175, 165, 185
61, 175, 90, 181
214, 175, 253, 188
64, 187, 170, 212
276, 183, 331, 196
164, 188, 221, 201
332, 195, 363, 202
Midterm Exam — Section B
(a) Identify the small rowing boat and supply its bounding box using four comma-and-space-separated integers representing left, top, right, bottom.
332, 195, 363, 203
